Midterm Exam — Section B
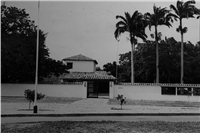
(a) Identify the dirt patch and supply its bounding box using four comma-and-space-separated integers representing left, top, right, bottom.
108, 99, 200, 107
1, 96, 82, 104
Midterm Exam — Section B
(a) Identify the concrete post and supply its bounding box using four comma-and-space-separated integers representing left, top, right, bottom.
109, 81, 114, 99
83, 81, 87, 98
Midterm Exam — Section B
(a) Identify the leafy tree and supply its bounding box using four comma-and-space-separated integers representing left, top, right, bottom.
183, 41, 200, 83
24, 89, 45, 109
104, 38, 200, 83
118, 52, 132, 82
135, 41, 156, 83
137, 38, 200, 83
158, 37, 181, 83
96, 66, 102, 71
103, 61, 117, 77
170, 0, 200, 83
41, 74, 62, 84
114, 11, 147, 84
144, 5, 177, 83
1, 5, 68, 83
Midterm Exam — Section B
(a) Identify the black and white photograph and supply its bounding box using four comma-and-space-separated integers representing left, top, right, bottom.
1, 0, 200, 132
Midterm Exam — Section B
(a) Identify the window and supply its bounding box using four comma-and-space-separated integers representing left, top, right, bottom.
193, 88, 200, 96
161, 87, 176, 95
177, 87, 191, 95
67, 62, 73, 69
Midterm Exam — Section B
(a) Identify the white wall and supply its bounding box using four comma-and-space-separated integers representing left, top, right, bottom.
114, 84, 200, 102
2, 83, 200, 102
65, 61, 95, 72
1, 84, 87, 98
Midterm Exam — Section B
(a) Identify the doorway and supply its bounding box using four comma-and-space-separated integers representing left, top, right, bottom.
87, 81, 109, 98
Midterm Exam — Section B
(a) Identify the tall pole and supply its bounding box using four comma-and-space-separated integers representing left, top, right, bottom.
116, 42, 119, 83
180, 18, 184, 84
155, 26, 159, 83
131, 43, 134, 84
34, 0, 40, 113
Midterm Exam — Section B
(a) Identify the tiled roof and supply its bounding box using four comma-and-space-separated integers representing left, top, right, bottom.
63, 54, 98, 64
60, 71, 116, 80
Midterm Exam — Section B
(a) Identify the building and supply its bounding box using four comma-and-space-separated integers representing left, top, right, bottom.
60, 54, 116, 98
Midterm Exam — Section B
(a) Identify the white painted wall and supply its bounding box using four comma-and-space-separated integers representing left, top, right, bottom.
1, 84, 87, 98
114, 85, 200, 102
64, 61, 95, 72
2, 83, 199, 102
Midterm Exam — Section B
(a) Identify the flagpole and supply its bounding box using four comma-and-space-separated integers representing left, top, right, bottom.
34, 0, 40, 113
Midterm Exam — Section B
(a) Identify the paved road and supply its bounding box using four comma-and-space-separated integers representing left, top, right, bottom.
1, 116, 200, 123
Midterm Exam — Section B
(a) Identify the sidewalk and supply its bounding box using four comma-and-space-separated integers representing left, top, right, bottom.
1, 98, 200, 116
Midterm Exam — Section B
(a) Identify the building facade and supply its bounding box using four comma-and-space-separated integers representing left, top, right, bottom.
61, 54, 116, 98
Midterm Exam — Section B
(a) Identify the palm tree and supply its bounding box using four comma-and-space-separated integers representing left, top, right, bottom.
114, 11, 147, 84
170, 0, 200, 83
144, 5, 177, 83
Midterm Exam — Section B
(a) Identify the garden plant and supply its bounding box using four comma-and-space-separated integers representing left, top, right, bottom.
24, 89, 45, 109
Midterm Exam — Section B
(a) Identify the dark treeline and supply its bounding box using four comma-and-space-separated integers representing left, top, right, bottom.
103, 37, 200, 84
1, 5, 68, 83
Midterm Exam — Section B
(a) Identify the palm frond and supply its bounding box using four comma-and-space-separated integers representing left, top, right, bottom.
114, 11, 147, 44
125, 12, 132, 26
135, 30, 147, 41
176, 27, 180, 33
182, 27, 188, 34
132, 10, 139, 20
116, 21, 127, 28
116, 15, 127, 24
184, 0, 195, 9
170, 4, 179, 16
114, 27, 126, 40
164, 21, 172, 28
166, 13, 179, 21
150, 34, 154, 39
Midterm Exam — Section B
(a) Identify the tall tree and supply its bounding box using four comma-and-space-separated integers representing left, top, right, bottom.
1, 5, 68, 83
103, 38, 200, 83
114, 11, 147, 84
170, 0, 200, 83
144, 5, 177, 83
103, 62, 117, 77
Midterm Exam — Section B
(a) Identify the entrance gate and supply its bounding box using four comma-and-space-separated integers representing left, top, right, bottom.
87, 81, 109, 98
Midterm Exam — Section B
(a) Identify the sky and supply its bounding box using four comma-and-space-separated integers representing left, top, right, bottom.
4, 0, 200, 68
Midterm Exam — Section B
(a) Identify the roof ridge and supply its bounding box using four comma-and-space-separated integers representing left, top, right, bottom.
63, 54, 98, 64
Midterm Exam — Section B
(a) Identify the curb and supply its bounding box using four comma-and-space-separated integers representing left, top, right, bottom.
2, 113, 200, 117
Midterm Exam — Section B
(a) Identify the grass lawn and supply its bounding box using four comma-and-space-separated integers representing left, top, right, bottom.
1, 96, 82, 104
108, 99, 200, 107
2, 121, 200, 133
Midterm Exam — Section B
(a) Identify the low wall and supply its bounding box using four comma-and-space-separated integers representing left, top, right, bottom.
114, 83, 200, 102
1, 83, 86, 98
2, 83, 200, 102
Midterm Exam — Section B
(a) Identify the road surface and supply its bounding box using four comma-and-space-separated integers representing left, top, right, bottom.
1, 116, 200, 123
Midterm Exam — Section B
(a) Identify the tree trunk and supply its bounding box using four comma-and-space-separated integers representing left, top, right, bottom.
180, 19, 184, 84
155, 26, 159, 83
131, 43, 135, 84
29, 101, 31, 110
181, 33, 184, 83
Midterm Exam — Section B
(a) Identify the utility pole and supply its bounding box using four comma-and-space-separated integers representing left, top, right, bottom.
34, 0, 40, 113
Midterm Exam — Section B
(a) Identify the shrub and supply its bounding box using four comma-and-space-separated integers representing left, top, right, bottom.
24, 89, 45, 109
116, 94, 126, 109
